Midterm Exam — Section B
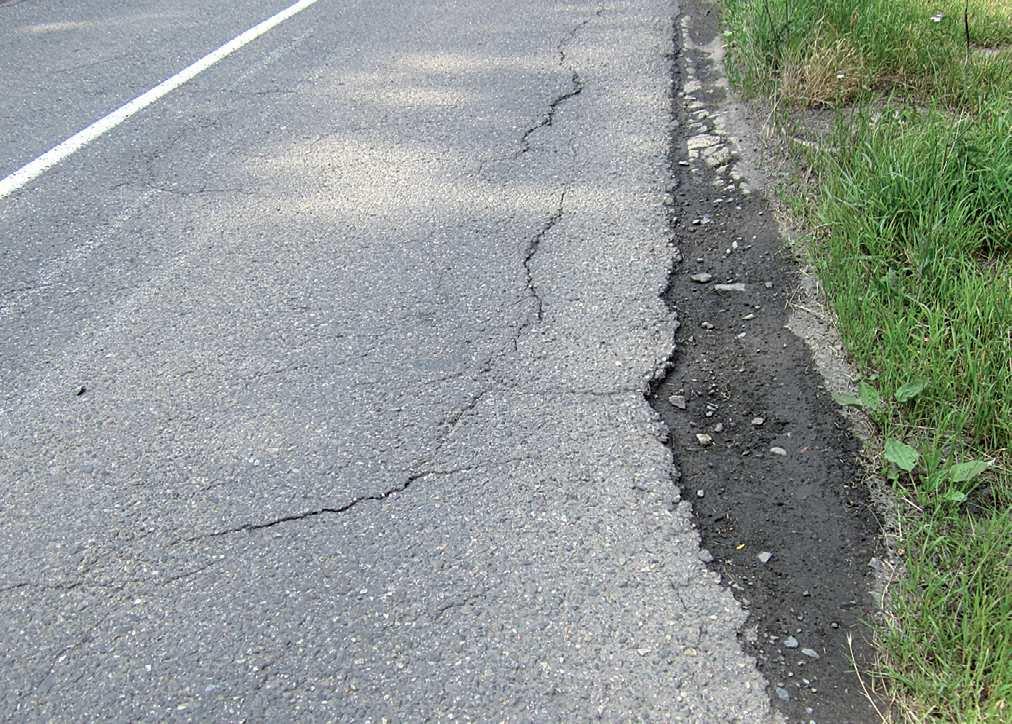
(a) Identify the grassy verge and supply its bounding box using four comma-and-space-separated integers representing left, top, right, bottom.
715, 0, 1011, 720
812, 105, 1010, 720
721, 0, 1012, 109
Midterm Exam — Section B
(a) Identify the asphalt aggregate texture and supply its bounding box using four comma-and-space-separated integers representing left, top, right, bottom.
0, 0, 877, 720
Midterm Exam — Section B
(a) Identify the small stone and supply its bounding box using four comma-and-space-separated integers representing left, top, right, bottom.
757, 551, 773, 564
751, 417, 765, 426
783, 636, 799, 649
698, 549, 714, 563
801, 648, 820, 659
742, 313, 755, 320
678, 160, 690, 166
637, 648, 651, 656
700, 322, 715, 330
714, 283, 747, 293
696, 489, 705, 498
713, 423, 724, 433
669, 394, 687, 409
764, 282, 774, 289
690, 272, 713, 283
683, 647, 697, 656
775, 687, 790, 702
770, 446, 787, 456
695, 434, 713, 446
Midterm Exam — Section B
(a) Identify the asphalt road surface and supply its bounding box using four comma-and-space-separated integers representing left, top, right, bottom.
1, 0, 774, 718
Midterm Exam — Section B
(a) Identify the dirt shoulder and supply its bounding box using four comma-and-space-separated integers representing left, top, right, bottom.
650, 1, 884, 720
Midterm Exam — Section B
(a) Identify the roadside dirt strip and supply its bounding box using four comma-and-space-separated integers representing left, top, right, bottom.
649, 2, 883, 721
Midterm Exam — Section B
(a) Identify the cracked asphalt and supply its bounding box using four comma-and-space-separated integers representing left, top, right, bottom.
1, 0, 776, 719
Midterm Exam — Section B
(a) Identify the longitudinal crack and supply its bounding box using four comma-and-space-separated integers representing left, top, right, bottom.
515, 6, 601, 155
475, 8, 599, 177
516, 71, 584, 157
558, 8, 602, 64
522, 189, 567, 322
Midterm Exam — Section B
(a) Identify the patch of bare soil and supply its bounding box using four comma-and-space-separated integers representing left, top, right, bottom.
649, 2, 887, 720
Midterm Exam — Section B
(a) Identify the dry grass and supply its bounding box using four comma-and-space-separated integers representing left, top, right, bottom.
780, 29, 869, 107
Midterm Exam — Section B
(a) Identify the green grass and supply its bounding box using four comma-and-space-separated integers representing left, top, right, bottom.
721, 0, 1012, 109
712, 1, 1011, 718
808, 104, 1011, 719
814, 107, 1011, 452
948, 0, 1012, 47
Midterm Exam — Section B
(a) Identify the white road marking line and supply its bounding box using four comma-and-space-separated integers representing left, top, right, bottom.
0, 0, 322, 201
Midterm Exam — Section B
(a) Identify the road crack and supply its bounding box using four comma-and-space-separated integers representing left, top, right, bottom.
515, 71, 584, 157
0, 559, 223, 596
520, 188, 567, 323
183, 458, 532, 540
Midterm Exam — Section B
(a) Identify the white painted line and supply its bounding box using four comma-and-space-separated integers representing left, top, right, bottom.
0, 0, 322, 200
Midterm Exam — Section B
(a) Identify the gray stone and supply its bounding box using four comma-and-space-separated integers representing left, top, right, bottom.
690, 272, 713, 283
669, 394, 687, 409
783, 636, 799, 649
695, 434, 713, 446
775, 687, 790, 702
770, 446, 787, 457
756, 551, 773, 564
801, 648, 820, 659
713, 282, 747, 293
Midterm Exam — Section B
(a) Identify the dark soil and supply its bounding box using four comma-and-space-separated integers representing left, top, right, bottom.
649, 3, 883, 721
